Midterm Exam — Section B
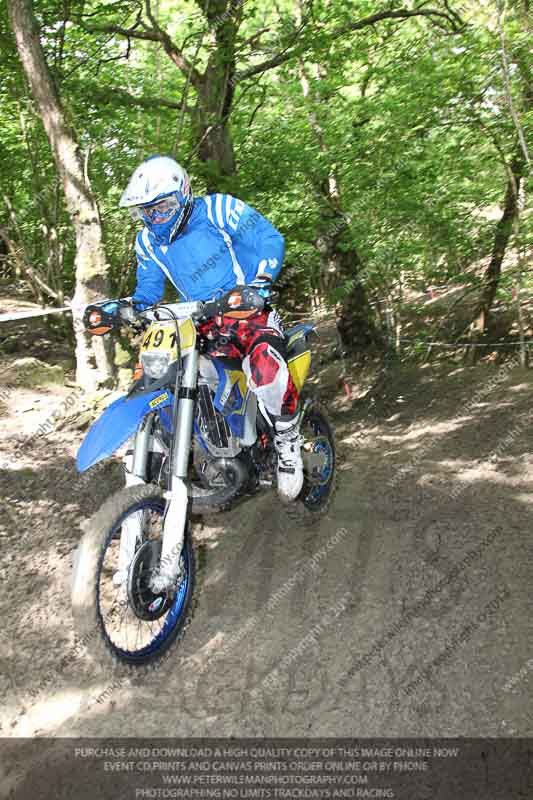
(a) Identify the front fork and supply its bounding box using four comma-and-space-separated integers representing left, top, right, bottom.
153, 347, 199, 592
119, 350, 199, 590
117, 416, 153, 580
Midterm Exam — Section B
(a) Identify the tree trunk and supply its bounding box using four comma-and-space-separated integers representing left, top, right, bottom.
469, 149, 525, 337
195, 72, 236, 183
298, 57, 380, 354
7, 0, 114, 391
19, 108, 65, 303
468, 0, 531, 354
193, 4, 239, 187
332, 236, 382, 353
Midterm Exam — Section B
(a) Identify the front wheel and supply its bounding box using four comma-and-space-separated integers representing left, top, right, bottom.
285, 399, 337, 523
72, 484, 196, 667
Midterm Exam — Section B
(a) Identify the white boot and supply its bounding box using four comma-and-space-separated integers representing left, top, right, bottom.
274, 417, 304, 503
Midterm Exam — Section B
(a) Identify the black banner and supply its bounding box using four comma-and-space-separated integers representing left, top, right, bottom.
2, 739, 531, 799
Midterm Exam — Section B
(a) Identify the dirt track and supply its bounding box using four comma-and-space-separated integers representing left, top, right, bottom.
1, 316, 532, 758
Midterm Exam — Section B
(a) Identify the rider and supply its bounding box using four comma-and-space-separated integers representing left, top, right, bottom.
119, 154, 303, 503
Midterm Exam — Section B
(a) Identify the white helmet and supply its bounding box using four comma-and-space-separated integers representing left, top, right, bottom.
120, 155, 193, 244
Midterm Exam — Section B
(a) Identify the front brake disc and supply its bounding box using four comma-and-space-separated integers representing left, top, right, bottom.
127, 539, 170, 621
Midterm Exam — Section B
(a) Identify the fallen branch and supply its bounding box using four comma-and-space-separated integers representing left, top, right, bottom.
0, 226, 61, 303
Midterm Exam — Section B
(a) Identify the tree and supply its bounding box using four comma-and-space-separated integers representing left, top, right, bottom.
3, 0, 530, 367
78, 1, 463, 190
469, 0, 532, 338
469, 145, 526, 335
297, 54, 381, 352
7, 0, 114, 390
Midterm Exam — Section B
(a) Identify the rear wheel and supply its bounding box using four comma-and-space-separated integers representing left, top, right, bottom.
72, 484, 196, 667
285, 400, 337, 523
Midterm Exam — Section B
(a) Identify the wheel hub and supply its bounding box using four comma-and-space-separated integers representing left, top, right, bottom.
127, 539, 171, 621
303, 436, 332, 486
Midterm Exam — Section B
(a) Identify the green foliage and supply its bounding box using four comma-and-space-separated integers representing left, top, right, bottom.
0, 0, 531, 329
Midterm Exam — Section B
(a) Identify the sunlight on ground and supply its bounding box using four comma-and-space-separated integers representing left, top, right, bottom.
512, 493, 533, 505
204, 565, 229, 588
434, 458, 474, 468
379, 417, 473, 444
184, 632, 227, 671
508, 383, 532, 393
0, 462, 56, 474
12, 689, 85, 736
338, 418, 473, 449
201, 632, 225, 656
448, 464, 532, 489
339, 425, 381, 446
469, 400, 514, 409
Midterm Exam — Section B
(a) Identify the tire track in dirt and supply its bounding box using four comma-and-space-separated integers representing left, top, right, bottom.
1, 323, 532, 740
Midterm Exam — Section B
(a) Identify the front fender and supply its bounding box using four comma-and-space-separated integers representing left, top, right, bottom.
76, 390, 173, 472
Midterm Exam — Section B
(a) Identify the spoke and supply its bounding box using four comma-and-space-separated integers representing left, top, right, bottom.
118, 596, 129, 626
96, 500, 183, 658
124, 609, 129, 652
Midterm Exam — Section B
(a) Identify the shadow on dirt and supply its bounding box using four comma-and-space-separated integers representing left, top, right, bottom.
1, 358, 532, 748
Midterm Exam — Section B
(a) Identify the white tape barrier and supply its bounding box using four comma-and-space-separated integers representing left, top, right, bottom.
0, 306, 72, 323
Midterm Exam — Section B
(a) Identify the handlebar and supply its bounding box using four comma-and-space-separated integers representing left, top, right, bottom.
84, 287, 269, 336
138, 301, 205, 322
135, 286, 267, 324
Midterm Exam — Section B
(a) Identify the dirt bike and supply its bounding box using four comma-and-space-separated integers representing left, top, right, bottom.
71, 287, 336, 666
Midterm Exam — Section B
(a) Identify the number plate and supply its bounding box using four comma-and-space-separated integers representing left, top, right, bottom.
140, 319, 196, 355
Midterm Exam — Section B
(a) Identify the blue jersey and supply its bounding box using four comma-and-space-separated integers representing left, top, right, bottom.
132, 194, 285, 308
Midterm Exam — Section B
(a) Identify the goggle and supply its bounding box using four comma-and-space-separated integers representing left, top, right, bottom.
134, 195, 184, 225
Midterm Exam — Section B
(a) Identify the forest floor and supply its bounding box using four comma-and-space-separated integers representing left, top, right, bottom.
1, 296, 532, 776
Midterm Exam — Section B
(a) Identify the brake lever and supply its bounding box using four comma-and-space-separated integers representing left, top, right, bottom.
195, 299, 221, 321
118, 304, 137, 324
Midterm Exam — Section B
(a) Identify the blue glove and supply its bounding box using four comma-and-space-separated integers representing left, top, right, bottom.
249, 277, 273, 299
101, 301, 120, 315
